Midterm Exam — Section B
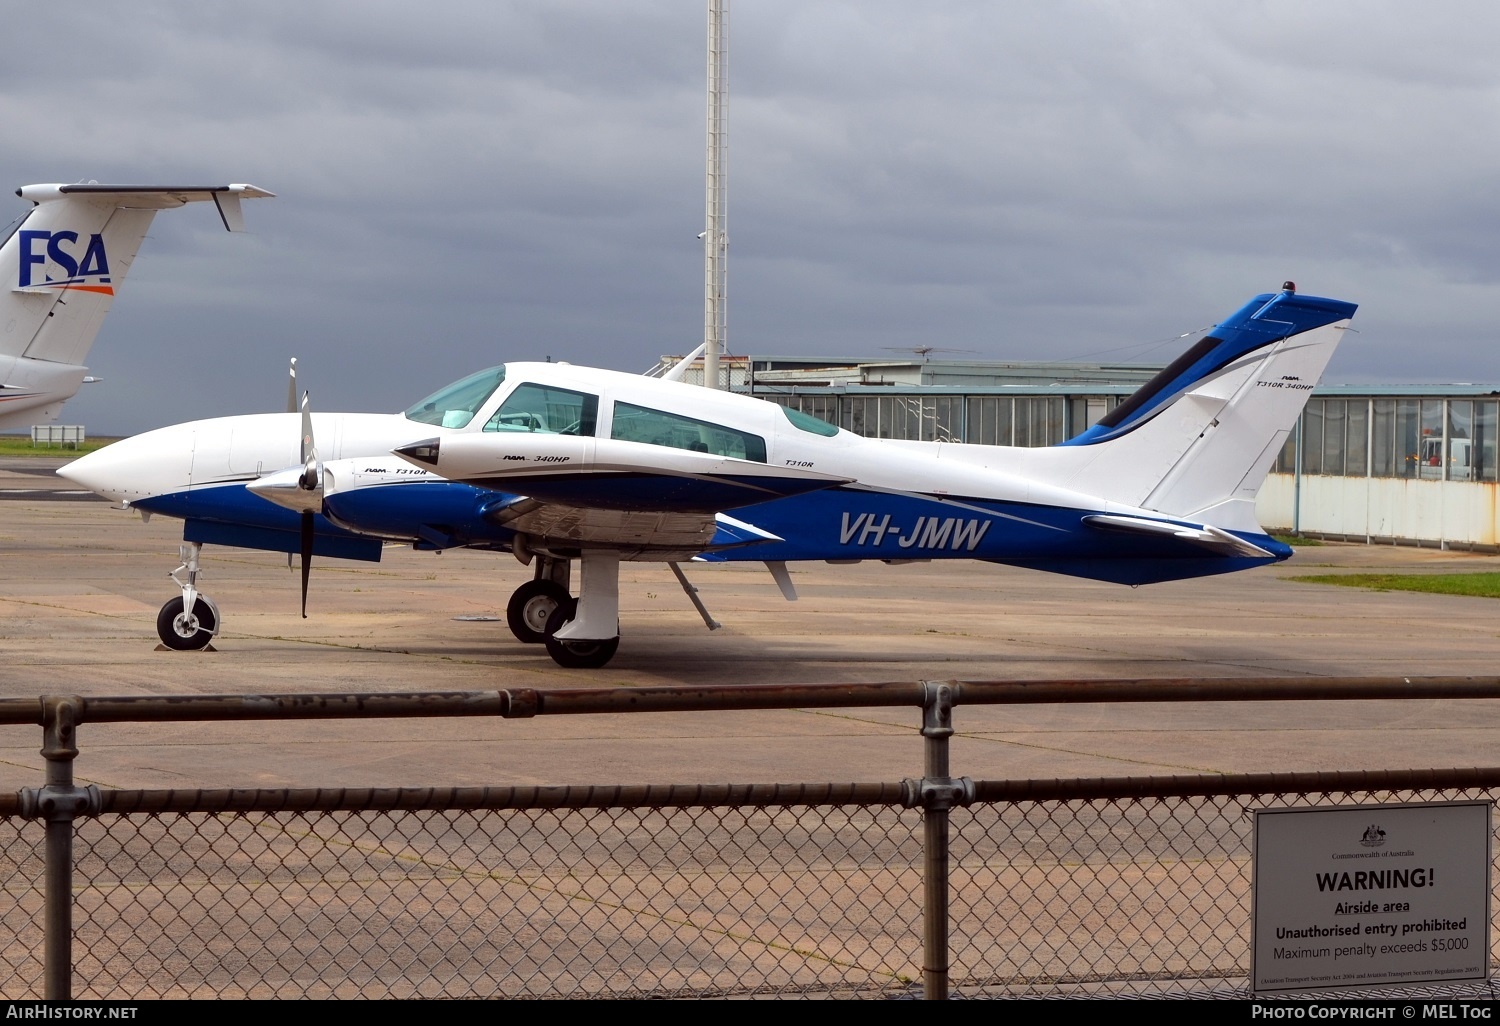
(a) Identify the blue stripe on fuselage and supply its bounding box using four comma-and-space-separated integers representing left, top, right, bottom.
705, 487, 1291, 584
144, 479, 1291, 586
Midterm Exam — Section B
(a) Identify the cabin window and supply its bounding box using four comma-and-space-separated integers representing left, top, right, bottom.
610, 401, 766, 462
768, 396, 839, 434
405, 366, 507, 429
484, 383, 598, 436
779, 404, 839, 437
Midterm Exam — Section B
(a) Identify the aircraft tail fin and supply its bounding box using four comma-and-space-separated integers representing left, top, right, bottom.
1059, 284, 1357, 532
0, 183, 272, 426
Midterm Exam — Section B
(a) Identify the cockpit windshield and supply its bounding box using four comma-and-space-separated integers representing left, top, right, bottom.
403, 366, 507, 428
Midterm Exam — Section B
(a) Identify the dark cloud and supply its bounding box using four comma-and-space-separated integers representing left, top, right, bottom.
2, 0, 1497, 433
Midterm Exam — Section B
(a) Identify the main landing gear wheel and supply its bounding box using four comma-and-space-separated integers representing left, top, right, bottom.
506, 580, 571, 645
156, 596, 218, 651
542, 601, 620, 669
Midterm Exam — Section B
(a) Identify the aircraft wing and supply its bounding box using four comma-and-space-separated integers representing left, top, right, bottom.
388, 433, 837, 558
239, 453, 790, 561
480, 494, 784, 559
396, 434, 851, 513
1080, 514, 1276, 558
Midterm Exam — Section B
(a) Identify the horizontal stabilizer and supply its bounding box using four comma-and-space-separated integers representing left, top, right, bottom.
1081, 514, 1275, 558
15, 184, 274, 231
709, 513, 784, 549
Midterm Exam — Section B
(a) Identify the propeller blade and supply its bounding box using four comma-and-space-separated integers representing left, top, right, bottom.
300, 510, 313, 618
287, 359, 300, 575
299, 390, 316, 469
296, 385, 318, 615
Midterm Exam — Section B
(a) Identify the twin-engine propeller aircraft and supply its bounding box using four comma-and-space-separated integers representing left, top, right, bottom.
61, 284, 1356, 667
0, 182, 272, 430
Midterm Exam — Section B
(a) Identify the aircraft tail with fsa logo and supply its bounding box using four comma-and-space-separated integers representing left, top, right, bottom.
0, 183, 273, 430
1055, 283, 1357, 535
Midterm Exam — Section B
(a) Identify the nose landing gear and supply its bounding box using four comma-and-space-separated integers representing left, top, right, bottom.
157, 543, 220, 650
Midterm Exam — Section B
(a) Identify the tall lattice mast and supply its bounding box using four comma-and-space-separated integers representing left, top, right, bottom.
703, 0, 728, 389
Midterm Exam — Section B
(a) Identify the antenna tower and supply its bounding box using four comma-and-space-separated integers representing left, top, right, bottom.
703, 0, 728, 388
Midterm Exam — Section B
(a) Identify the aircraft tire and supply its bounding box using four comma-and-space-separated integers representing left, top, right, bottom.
156, 596, 217, 651
542, 602, 620, 669
506, 580, 571, 645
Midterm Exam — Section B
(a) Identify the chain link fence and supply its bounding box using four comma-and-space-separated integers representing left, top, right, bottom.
952, 786, 1500, 997
55, 802, 921, 999
3, 783, 1499, 998
2, 681, 1500, 999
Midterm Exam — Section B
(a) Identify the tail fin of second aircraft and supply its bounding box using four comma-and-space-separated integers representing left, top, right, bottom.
1056, 284, 1357, 532
0, 183, 272, 427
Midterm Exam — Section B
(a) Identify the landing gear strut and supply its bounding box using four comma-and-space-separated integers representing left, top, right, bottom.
157, 543, 220, 650
503, 551, 621, 667
543, 601, 619, 668
543, 551, 621, 668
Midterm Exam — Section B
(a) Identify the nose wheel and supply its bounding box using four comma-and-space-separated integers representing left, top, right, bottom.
156, 595, 219, 650
158, 542, 220, 650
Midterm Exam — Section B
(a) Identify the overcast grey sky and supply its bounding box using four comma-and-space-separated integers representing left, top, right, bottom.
3, 1, 1497, 434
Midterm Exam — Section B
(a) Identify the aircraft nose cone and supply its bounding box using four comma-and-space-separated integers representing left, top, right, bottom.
57, 445, 134, 500
394, 438, 441, 466
55, 422, 201, 504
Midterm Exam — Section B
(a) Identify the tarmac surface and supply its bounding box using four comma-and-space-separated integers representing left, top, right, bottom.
4, 456, 1500, 793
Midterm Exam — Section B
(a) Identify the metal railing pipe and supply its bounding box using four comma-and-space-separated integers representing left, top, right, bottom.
952, 675, 1500, 705
525, 681, 925, 715
2, 677, 1500, 729
98, 780, 908, 814
971, 766, 1500, 803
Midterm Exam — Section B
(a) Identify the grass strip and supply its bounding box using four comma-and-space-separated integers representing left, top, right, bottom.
1288, 572, 1500, 599
0, 436, 118, 457
1272, 533, 1324, 547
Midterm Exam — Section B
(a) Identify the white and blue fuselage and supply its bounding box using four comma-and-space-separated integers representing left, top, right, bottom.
60, 286, 1357, 662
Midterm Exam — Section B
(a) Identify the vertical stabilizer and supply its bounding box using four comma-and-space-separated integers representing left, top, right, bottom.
1060, 285, 1357, 532
0, 183, 272, 429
